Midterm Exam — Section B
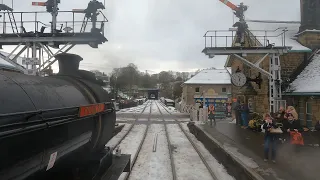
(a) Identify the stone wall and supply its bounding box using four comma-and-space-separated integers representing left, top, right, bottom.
285, 96, 320, 127
230, 52, 305, 114
298, 31, 320, 49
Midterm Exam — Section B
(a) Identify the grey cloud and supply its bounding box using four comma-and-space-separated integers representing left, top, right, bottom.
2, 0, 302, 74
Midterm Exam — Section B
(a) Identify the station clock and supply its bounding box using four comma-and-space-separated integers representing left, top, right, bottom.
231, 72, 247, 87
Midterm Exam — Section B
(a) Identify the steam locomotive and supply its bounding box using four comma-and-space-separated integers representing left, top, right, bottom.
0, 53, 130, 180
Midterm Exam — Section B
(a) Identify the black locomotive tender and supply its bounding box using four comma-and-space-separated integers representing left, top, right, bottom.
0, 53, 130, 180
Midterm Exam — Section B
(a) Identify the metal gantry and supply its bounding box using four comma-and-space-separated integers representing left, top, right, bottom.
202, 29, 291, 113
0, 0, 108, 76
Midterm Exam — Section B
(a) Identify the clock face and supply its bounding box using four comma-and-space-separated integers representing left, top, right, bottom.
231, 72, 247, 87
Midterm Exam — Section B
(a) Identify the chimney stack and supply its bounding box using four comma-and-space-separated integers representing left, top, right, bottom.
56, 53, 83, 76
299, 0, 320, 32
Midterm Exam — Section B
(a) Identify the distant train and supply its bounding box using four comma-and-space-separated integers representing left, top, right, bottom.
150, 94, 156, 99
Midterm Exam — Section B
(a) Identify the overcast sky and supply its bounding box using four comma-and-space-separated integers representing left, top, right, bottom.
3, 0, 300, 74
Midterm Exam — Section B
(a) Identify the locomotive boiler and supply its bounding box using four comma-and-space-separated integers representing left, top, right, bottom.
0, 53, 130, 180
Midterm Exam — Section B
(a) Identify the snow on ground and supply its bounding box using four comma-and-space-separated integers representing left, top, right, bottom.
142, 102, 152, 114
116, 101, 151, 114
116, 124, 147, 156
117, 124, 147, 180
129, 124, 172, 180
175, 117, 191, 122
150, 102, 161, 115
167, 124, 212, 180
116, 117, 136, 122
181, 123, 235, 180
158, 102, 184, 115
106, 124, 131, 149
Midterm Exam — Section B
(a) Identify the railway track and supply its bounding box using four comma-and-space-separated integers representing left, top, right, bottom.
154, 102, 177, 180
122, 101, 152, 180
110, 100, 152, 152
156, 101, 218, 180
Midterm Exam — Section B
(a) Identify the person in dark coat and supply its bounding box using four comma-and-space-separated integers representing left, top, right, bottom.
283, 113, 303, 133
233, 99, 242, 126
262, 113, 278, 163
274, 107, 286, 143
274, 107, 285, 124
240, 102, 249, 128
282, 113, 303, 149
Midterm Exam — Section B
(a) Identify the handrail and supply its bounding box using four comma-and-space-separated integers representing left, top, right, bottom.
203, 28, 289, 48
0, 10, 108, 34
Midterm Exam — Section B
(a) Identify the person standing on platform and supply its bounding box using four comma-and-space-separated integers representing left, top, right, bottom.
233, 99, 242, 126
274, 107, 286, 123
262, 113, 278, 163
240, 102, 249, 128
274, 106, 286, 143
283, 113, 304, 151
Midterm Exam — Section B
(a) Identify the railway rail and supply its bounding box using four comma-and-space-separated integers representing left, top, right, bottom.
110, 100, 152, 152
122, 101, 152, 180
156, 101, 219, 180
154, 102, 177, 180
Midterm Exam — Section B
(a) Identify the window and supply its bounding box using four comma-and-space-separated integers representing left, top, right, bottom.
222, 87, 227, 93
306, 102, 313, 128
195, 87, 200, 93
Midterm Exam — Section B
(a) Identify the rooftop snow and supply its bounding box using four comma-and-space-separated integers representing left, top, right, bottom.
289, 54, 320, 93
183, 69, 231, 85
247, 22, 311, 52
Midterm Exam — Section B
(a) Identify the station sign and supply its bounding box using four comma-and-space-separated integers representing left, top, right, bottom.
22, 57, 40, 65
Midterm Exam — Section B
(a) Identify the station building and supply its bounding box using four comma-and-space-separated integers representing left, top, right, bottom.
224, 1, 320, 127
181, 68, 232, 119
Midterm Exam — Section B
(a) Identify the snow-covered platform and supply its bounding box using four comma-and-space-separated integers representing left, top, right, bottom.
188, 121, 320, 180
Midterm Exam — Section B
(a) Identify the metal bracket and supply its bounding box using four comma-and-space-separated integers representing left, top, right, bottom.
254, 53, 269, 66
233, 54, 273, 77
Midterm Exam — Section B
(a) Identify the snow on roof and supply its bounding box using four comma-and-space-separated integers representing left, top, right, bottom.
289, 54, 320, 93
247, 22, 311, 52
183, 69, 231, 85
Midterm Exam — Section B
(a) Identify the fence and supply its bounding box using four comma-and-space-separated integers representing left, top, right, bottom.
190, 108, 208, 123
175, 102, 194, 114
